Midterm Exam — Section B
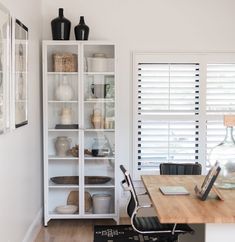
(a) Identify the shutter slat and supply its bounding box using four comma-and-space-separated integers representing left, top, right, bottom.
207, 64, 235, 115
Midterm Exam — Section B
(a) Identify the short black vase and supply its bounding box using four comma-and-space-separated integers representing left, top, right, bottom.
74, 16, 89, 40
51, 8, 71, 40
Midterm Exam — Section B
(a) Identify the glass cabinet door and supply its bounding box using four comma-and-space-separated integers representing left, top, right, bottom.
45, 43, 80, 217
83, 44, 115, 215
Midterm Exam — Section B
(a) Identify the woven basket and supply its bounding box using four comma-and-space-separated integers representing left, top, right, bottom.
53, 52, 77, 72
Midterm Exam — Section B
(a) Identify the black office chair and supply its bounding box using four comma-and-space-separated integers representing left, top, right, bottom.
160, 162, 202, 175
120, 165, 194, 242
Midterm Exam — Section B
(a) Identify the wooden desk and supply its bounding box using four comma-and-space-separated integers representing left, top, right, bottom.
141, 175, 235, 242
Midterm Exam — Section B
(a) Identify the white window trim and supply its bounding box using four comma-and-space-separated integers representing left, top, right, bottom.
133, 52, 235, 180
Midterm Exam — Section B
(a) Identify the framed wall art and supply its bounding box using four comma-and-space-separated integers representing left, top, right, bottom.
13, 18, 28, 128
0, 3, 11, 134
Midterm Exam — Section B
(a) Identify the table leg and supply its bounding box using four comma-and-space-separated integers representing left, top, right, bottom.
205, 224, 235, 242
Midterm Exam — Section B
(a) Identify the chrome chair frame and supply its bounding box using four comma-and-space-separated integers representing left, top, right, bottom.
120, 165, 194, 241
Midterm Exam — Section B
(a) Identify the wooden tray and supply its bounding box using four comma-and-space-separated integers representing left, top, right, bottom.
50, 176, 111, 185
51, 176, 78, 185
67, 190, 92, 212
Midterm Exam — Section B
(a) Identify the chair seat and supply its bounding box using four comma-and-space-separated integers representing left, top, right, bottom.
133, 216, 194, 235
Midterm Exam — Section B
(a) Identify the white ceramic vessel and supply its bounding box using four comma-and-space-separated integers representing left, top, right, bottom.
56, 205, 78, 214
55, 136, 71, 156
60, 107, 72, 124
55, 77, 73, 101
92, 194, 111, 214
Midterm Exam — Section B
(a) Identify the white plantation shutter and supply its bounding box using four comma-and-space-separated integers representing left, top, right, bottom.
206, 64, 235, 166
136, 62, 200, 172
134, 54, 235, 178
207, 64, 235, 114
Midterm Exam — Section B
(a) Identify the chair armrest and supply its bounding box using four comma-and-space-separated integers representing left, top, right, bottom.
121, 179, 131, 191
136, 191, 148, 196
139, 203, 152, 208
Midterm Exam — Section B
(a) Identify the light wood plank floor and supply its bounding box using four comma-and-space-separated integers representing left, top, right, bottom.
34, 218, 130, 242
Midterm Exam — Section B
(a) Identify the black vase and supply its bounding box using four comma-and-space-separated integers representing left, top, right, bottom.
51, 8, 71, 40
74, 16, 89, 40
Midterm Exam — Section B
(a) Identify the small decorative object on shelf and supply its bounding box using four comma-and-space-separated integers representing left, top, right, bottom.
91, 108, 104, 129
54, 136, 71, 157
74, 16, 89, 40
88, 53, 108, 72
55, 124, 79, 129
53, 52, 77, 72
56, 205, 78, 214
59, 107, 72, 124
67, 191, 92, 213
91, 137, 110, 157
91, 83, 110, 98
51, 8, 71, 40
209, 115, 235, 189
55, 77, 73, 101
92, 194, 111, 214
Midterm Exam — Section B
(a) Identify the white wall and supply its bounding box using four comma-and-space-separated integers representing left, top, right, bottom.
41, 0, 235, 174
0, 0, 42, 241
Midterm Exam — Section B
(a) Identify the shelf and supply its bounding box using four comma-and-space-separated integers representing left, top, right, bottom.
48, 129, 79, 132
84, 156, 115, 160
84, 179, 115, 189
84, 72, 114, 75
15, 100, 27, 103
15, 71, 27, 74
84, 98, 114, 103
85, 129, 114, 132
49, 213, 80, 219
48, 100, 78, 103
47, 213, 117, 219
47, 72, 78, 75
83, 213, 115, 217
48, 155, 79, 160
49, 184, 79, 189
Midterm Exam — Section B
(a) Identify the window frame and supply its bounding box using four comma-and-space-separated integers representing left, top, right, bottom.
133, 52, 235, 180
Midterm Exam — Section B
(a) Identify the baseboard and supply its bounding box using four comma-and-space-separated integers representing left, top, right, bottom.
22, 208, 42, 242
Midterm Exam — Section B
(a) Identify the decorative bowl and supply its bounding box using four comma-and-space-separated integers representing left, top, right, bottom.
55, 205, 78, 214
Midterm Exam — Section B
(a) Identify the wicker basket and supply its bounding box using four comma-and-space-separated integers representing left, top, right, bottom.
53, 52, 77, 72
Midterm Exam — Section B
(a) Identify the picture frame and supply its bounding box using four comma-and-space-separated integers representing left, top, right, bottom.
0, 3, 11, 134
13, 18, 28, 128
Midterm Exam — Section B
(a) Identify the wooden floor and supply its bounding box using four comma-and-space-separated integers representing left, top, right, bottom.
34, 218, 130, 242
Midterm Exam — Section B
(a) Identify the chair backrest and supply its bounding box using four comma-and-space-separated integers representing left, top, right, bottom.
120, 165, 139, 218
160, 162, 202, 175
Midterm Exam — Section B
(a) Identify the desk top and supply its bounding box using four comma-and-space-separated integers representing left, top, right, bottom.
141, 175, 235, 224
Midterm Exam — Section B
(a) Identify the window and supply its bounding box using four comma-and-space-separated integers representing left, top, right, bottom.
133, 53, 235, 178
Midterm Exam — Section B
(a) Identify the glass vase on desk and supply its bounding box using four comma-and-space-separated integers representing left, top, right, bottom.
209, 115, 235, 189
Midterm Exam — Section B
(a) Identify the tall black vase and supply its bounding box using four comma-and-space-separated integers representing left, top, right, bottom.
51, 8, 71, 40
74, 16, 89, 40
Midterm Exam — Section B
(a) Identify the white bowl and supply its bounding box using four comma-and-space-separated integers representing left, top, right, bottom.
56, 205, 78, 214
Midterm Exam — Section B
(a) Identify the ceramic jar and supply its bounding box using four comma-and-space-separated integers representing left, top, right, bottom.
55, 77, 73, 101
55, 136, 71, 156
88, 53, 108, 72
92, 194, 111, 214
60, 107, 72, 124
